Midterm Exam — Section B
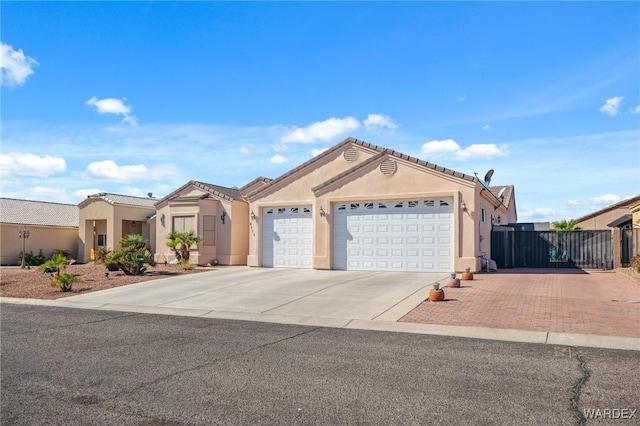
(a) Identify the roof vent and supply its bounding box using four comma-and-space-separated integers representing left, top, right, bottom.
343, 146, 358, 162
379, 158, 397, 176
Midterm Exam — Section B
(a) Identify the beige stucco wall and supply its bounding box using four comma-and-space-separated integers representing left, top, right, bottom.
1, 224, 78, 265
78, 200, 155, 263
247, 144, 378, 268
247, 146, 512, 272
575, 207, 631, 230
154, 186, 249, 265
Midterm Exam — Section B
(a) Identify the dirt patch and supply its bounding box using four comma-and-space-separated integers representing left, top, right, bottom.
0, 263, 211, 300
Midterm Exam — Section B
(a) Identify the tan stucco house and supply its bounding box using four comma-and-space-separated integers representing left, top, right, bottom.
78, 193, 157, 263
0, 198, 79, 265
245, 137, 517, 273
153, 181, 249, 265
575, 195, 640, 267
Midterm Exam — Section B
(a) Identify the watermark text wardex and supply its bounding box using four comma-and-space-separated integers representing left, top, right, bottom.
583, 408, 637, 420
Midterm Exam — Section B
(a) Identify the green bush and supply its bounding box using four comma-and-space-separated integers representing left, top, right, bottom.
51, 273, 79, 292
106, 234, 155, 275
17, 249, 46, 266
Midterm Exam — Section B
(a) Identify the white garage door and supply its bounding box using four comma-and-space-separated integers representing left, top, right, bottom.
333, 199, 454, 272
262, 207, 313, 268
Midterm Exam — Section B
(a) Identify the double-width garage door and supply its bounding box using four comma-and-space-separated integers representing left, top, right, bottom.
262, 207, 312, 268
333, 199, 454, 272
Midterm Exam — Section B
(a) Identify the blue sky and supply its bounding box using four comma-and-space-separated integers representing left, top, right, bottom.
2, 2, 639, 222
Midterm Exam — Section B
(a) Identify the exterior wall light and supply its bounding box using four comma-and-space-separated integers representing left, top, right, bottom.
319, 206, 326, 217
461, 200, 467, 211
250, 211, 257, 221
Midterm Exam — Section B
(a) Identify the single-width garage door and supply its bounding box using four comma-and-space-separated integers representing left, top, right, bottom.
262, 207, 313, 268
333, 199, 454, 272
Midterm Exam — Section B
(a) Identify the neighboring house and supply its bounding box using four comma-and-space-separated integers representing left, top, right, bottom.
0, 198, 79, 265
575, 195, 640, 267
78, 193, 157, 263
153, 181, 249, 265
244, 137, 517, 273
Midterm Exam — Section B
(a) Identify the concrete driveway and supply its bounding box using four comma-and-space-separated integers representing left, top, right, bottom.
60, 267, 446, 326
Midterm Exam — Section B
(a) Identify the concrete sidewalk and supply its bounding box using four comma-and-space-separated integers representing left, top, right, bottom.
2, 267, 639, 351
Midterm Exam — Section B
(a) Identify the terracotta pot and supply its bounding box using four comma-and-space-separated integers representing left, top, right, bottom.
447, 278, 461, 288
429, 288, 445, 302
461, 272, 473, 280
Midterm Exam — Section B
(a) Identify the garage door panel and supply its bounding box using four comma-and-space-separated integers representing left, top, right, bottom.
333, 199, 454, 272
262, 207, 312, 268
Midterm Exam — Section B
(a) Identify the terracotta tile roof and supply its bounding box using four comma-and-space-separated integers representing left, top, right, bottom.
193, 181, 242, 201
575, 195, 640, 223
83, 192, 158, 208
0, 198, 79, 227
156, 180, 243, 205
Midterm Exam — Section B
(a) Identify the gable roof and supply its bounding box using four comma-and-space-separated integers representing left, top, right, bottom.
240, 176, 273, 197
247, 137, 479, 200
79, 192, 158, 209
575, 195, 640, 223
487, 185, 515, 208
156, 180, 243, 205
0, 198, 79, 227
311, 149, 478, 196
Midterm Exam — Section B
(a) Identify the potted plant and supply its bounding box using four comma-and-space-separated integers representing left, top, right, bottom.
429, 283, 445, 302
447, 272, 461, 288
461, 267, 474, 280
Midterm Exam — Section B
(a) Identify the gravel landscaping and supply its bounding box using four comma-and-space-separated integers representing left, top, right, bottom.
0, 263, 210, 300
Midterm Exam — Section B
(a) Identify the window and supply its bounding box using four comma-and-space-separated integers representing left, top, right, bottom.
97, 234, 107, 247
482, 208, 487, 222
203, 215, 216, 246
172, 216, 195, 233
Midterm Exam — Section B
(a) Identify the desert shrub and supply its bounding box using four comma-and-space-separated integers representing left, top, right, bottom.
94, 247, 112, 263
51, 249, 73, 260
17, 249, 46, 266
631, 255, 640, 273
166, 230, 202, 263
106, 234, 155, 275
51, 273, 79, 292
180, 260, 196, 271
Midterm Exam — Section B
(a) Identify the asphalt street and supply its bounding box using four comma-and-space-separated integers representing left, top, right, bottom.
1, 303, 638, 425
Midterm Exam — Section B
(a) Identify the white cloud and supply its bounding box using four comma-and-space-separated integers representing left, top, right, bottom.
74, 188, 105, 198
421, 139, 508, 161
280, 117, 360, 143
457, 95, 466, 102
482, 125, 491, 131
86, 96, 137, 125
519, 207, 555, 220
421, 139, 461, 156
1, 43, 38, 87
84, 160, 160, 182
270, 154, 289, 164
599, 96, 624, 116
630, 105, 640, 114
0, 153, 66, 177
364, 114, 398, 131
311, 148, 329, 157
239, 146, 251, 155
568, 194, 621, 207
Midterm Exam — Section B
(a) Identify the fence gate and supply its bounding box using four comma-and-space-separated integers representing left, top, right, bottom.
491, 230, 612, 269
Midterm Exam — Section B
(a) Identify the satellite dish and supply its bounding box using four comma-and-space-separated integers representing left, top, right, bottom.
497, 187, 506, 200
483, 169, 494, 185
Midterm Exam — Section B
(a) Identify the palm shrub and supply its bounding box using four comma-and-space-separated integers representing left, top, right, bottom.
106, 234, 155, 275
39, 253, 79, 291
166, 230, 202, 264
